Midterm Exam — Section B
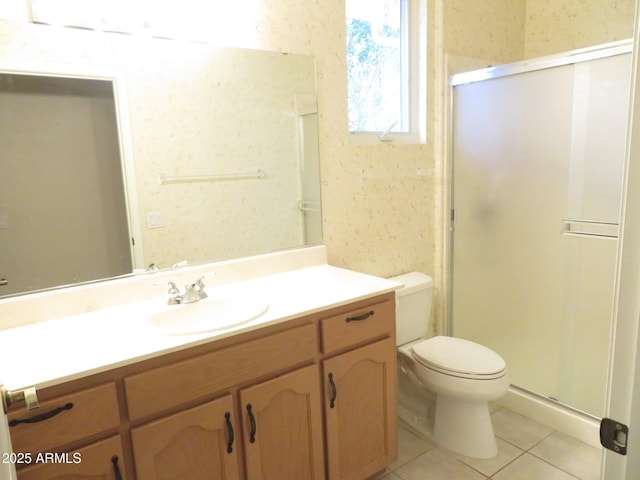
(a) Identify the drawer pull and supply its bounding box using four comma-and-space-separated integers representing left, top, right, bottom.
328, 373, 337, 408
247, 404, 257, 443
224, 412, 234, 453
111, 455, 123, 480
9, 402, 73, 427
345, 310, 375, 322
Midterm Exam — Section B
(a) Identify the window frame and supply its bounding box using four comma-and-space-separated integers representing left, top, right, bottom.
346, 0, 421, 145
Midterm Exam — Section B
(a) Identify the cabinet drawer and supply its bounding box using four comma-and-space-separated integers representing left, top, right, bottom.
8, 383, 120, 455
125, 322, 318, 420
17, 435, 126, 479
321, 295, 395, 354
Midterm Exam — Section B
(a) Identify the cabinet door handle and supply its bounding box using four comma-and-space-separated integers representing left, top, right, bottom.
111, 455, 123, 480
8, 402, 73, 426
328, 373, 337, 408
224, 412, 234, 453
247, 404, 257, 443
345, 310, 375, 322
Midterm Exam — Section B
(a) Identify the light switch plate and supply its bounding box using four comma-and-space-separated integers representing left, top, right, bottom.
147, 211, 165, 229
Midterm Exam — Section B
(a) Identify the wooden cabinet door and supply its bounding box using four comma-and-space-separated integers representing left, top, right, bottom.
17, 435, 125, 480
240, 364, 325, 480
323, 338, 397, 480
131, 395, 240, 480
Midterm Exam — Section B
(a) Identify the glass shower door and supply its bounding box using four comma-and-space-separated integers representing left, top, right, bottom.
451, 51, 631, 418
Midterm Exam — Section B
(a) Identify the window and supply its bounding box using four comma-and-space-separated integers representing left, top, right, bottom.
346, 0, 418, 142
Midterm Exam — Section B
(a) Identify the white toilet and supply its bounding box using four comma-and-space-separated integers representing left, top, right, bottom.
392, 272, 509, 459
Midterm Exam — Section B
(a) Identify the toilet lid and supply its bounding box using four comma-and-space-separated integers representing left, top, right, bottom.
411, 336, 506, 378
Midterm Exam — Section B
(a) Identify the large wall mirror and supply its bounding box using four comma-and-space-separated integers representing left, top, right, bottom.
0, 20, 322, 298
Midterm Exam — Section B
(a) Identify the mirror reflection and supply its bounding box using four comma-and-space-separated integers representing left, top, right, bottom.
0, 21, 322, 299
0, 74, 132, 296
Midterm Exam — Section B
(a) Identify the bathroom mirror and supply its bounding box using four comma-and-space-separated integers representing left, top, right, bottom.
0, 72, 134, 297
0, 20, 322, 298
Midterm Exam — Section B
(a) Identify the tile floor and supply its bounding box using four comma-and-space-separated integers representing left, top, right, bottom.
375, 407, 603, 480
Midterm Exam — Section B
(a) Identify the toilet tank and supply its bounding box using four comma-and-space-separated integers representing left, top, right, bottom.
390, 272, 433, 346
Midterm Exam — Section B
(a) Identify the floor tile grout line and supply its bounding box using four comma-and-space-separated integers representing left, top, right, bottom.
526, 450, 586, 480
487, 450, 560, 480
493, 428, 555, 453
525, 430, 556, 451
466, 449, 528, 479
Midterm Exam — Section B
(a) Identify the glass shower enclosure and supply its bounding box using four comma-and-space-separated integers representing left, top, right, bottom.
450, 41, 632, 418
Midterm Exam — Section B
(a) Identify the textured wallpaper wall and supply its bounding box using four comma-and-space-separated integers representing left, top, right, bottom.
525, 0, 635, 57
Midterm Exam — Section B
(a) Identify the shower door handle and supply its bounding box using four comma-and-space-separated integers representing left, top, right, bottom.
562, 219, 619, 238
0, 278, 7, 286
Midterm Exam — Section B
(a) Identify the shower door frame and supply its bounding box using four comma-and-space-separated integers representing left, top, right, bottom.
447, 40, 632, 418
604, 9, 640, 477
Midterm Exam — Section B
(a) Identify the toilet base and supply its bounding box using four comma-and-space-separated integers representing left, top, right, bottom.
397, 346, 504, 459
433, 395, 498, 459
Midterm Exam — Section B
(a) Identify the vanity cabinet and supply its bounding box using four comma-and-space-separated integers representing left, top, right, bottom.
7, 292, 396, 480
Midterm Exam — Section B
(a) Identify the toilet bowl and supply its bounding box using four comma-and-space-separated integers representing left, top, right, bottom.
391, 272, 509, 459
399, 336, 509, 458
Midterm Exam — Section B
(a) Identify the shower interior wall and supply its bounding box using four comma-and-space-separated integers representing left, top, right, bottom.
441, 0, 635, 65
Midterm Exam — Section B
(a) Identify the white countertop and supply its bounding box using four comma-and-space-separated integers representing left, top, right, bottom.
0, 264, 400, 391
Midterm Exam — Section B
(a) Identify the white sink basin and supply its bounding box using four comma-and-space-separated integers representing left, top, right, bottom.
147, 297, 269, 335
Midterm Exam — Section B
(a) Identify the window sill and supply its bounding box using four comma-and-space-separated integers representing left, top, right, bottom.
348, 132, 422, 145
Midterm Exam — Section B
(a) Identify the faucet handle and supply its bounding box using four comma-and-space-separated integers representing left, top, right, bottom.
195, 272, 216, 288
183, 272, 214, 303
154, 280, 180, 292
154, 281, 182, 304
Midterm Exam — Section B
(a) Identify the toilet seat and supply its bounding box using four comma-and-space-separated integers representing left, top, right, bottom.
411, 336, 506, 380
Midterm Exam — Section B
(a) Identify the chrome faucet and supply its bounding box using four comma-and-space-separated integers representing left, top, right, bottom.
155, 273, 214, 305
180, 275, 209, 304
